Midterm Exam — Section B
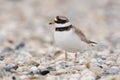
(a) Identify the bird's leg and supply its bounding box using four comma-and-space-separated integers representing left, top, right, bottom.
74, 52, 78, 63
65, 52, 68, 61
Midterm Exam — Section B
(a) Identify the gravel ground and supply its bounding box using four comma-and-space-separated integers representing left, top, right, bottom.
0, 0, 120, 80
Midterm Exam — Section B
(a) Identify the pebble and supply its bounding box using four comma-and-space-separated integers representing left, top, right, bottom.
40, 69, 50, 75
15, 42, 25, 50
0, 56, 4, 61
1, 47, 14, 55
17, 66, 27, 72
28, 66, 50, 76
79, 58, 87, 65
30, 66, 38, 74
5, 64, 18, 72
101, 66, 119, 76
46, 66, 56, 71
59, 62, 73, 68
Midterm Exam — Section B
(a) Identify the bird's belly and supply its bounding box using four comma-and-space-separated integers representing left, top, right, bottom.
54, 30, 88, 52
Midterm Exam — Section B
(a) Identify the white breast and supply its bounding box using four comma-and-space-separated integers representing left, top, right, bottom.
54, 29, 88, 52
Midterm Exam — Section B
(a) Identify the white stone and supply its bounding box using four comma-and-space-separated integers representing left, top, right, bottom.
30, 66, 38, 74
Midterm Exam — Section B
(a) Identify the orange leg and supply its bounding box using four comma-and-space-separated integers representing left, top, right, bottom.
74, 52, 78, 62
65, 52, 68, 61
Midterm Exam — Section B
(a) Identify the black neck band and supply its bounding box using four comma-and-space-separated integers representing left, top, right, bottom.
55, 25, 72, 31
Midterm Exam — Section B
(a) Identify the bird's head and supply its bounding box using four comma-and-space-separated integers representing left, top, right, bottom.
49, 16, 71, 27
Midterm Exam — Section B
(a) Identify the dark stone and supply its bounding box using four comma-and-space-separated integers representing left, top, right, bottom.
96, 75, 101, 80
15, 42, 25, 50
27, 69, 49, 75
0, 56, 4, 61
5, 64, 18, 72
46, 67, 56, 71
27, 71, 34, 75
1, 47, 14, 53
12, 76, 16, 80
99, 65, 103, 69
40, 70, 50, 75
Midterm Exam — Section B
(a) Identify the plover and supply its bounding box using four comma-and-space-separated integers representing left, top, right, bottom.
49, 16, 97, 61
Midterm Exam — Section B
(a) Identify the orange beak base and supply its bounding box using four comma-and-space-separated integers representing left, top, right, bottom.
49, 20, 55, 25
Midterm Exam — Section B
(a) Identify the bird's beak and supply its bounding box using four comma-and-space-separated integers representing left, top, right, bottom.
49, 20, 55, 25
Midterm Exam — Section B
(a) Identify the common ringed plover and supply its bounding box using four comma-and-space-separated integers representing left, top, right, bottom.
49, 16, 97, 61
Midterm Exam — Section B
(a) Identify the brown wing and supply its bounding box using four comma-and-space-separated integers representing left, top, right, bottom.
72, 26, 97, 44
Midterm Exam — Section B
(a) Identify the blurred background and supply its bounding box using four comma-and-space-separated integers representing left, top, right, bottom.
0, 0, 120, 50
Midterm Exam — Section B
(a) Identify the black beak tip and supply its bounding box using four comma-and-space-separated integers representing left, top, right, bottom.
49, 22, 52, 25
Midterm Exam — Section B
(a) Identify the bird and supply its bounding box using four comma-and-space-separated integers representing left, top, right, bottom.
49, 16, 97, 62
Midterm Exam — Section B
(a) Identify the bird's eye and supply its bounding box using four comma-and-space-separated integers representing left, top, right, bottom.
56, 16, 60, 20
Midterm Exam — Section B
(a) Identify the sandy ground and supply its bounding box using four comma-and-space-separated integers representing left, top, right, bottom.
0, 0, 120, 80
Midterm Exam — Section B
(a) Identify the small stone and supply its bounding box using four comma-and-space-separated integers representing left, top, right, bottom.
1, 47, 14, 54
40, 70, 49, 75
12, 76, 16, 80
17, 66, 26, 72
96, 75, 101, 80
59, 62, 72, 68
79, 58, 87, 65
101, 66, 119, 76
5, 64, 18, 72
0, 56, 4, 61
110, 66, 119, 75
15, 42, 25, 50
30, 66, 38, 74
101, 55, 107, 60
46, 67, 56, 71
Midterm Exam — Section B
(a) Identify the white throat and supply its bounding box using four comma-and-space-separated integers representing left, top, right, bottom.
54, 22, 71, 27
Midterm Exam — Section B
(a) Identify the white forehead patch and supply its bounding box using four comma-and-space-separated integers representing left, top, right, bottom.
54, 18, 57, 21
54, 22, 71, 27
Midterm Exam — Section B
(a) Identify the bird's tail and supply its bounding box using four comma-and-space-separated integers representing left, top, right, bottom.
88, 40, 97, 44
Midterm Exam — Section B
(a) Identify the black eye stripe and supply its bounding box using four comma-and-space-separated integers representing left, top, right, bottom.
55, 19, 67, 24
56, 16, 61, 20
